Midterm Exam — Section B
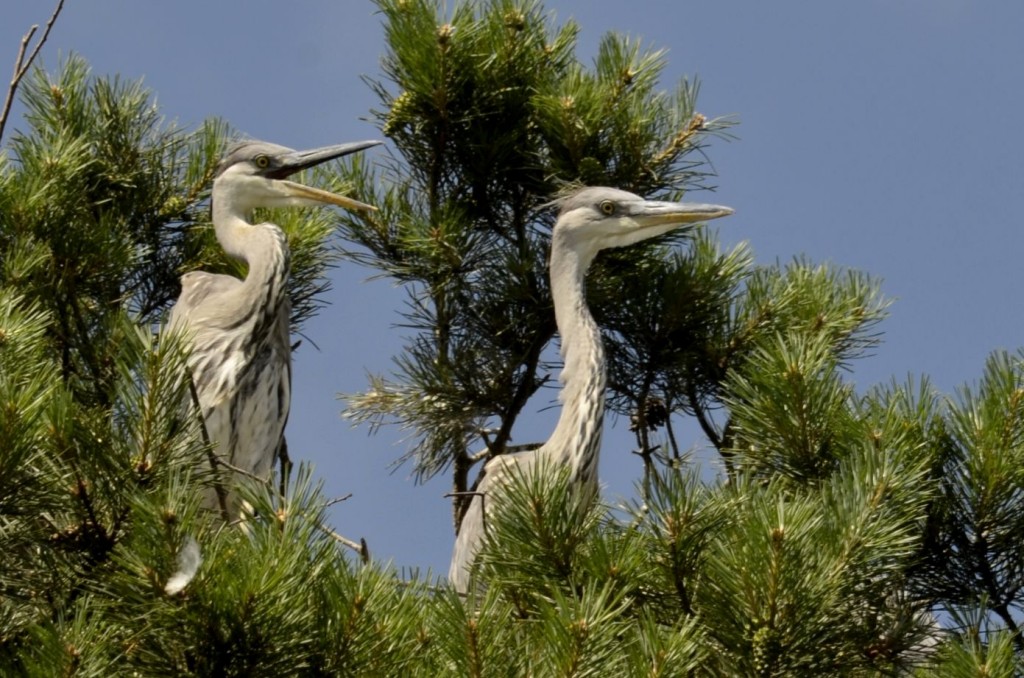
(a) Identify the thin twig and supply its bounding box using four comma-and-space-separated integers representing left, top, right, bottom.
213, 455, 275, 484
318, 524, 370, 564
632, 376, 658, 500
453, 336, 552, 529
322, 493, 353, 509
467, 442, 542, 464
446, 490, 488, 537
0, 0, 65, 142
475, 427, 499, 451
664, 408, 682, 461
686, 379, 722, 450
394, 578, 452, 596
505, 442, 542, 454
74, 475, 102, 538
468, 447, 490, 463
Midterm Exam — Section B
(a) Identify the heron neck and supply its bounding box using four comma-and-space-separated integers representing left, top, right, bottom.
211, 198, 291, 330
545, 235, 605, 486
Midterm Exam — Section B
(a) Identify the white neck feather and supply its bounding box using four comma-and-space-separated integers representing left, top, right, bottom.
543, 231, 605, 485
210, 186, 291, 330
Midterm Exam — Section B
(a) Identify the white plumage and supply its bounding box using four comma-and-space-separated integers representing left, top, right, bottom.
449, 187, 733, 591
169, 139, 380, 515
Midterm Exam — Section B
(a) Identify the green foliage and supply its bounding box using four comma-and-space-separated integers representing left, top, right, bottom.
916, 603, 1024, 677
0, 53, 401, 675
0, 314, 205, 673
914, 351, 1024, 639
726, 331, 859, 481
596, 231, 751, 477
695, 446, 933, 674
337, 0, 732, 497
630, 467, 729, 619
424, 589, 522, 676
2, 0, 1024, 673
926, 630, 1022, 678
0, 55, 348, 394
0, 56, 222, 404
442, 464, 708, 676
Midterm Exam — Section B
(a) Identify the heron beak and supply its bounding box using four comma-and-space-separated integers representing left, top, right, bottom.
271, 140, 383, 211
277, 181, 378, 211
632, 200, 734, 228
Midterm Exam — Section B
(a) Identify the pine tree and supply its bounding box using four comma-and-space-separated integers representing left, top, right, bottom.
2, 0, 1024, 675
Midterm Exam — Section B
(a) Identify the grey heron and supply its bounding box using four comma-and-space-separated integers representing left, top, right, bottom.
448, 186, 733, 592
169, 139, 381, 516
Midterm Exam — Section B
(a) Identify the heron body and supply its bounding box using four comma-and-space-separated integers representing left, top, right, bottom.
169, 139, 380, 514
449, 187, 733, 592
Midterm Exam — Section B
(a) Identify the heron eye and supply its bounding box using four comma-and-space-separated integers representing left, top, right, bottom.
599, 200, 616, 216
254, 155, 270, 169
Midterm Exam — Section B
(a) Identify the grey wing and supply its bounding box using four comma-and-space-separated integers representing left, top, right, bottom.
449, 472, 489, 593
262, 300, 292, 477
168, 271, 246, 458
220, 296, 292, 478
448, 452, 532, 592
168, 271, 242, 330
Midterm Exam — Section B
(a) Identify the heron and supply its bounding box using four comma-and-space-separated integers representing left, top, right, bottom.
448, 186, 733, 592
169, 139, 381, 516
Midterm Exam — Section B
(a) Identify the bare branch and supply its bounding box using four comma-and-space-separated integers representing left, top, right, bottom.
686, 378, 723, 450
322, 493, 353, 509
213, 455, 275, 484
444, 491, 486, 499
318, 524, 371, 564
468, 447, 490, 463
0, 0, 66, 142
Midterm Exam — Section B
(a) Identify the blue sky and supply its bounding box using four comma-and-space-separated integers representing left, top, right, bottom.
5, 1, 1023, 576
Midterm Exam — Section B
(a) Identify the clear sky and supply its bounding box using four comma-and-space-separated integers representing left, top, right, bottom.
4, 1, 1023, 577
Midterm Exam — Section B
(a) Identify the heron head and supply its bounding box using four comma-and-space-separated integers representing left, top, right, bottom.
213, 139, 383, 213
552, 187, 733, 258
